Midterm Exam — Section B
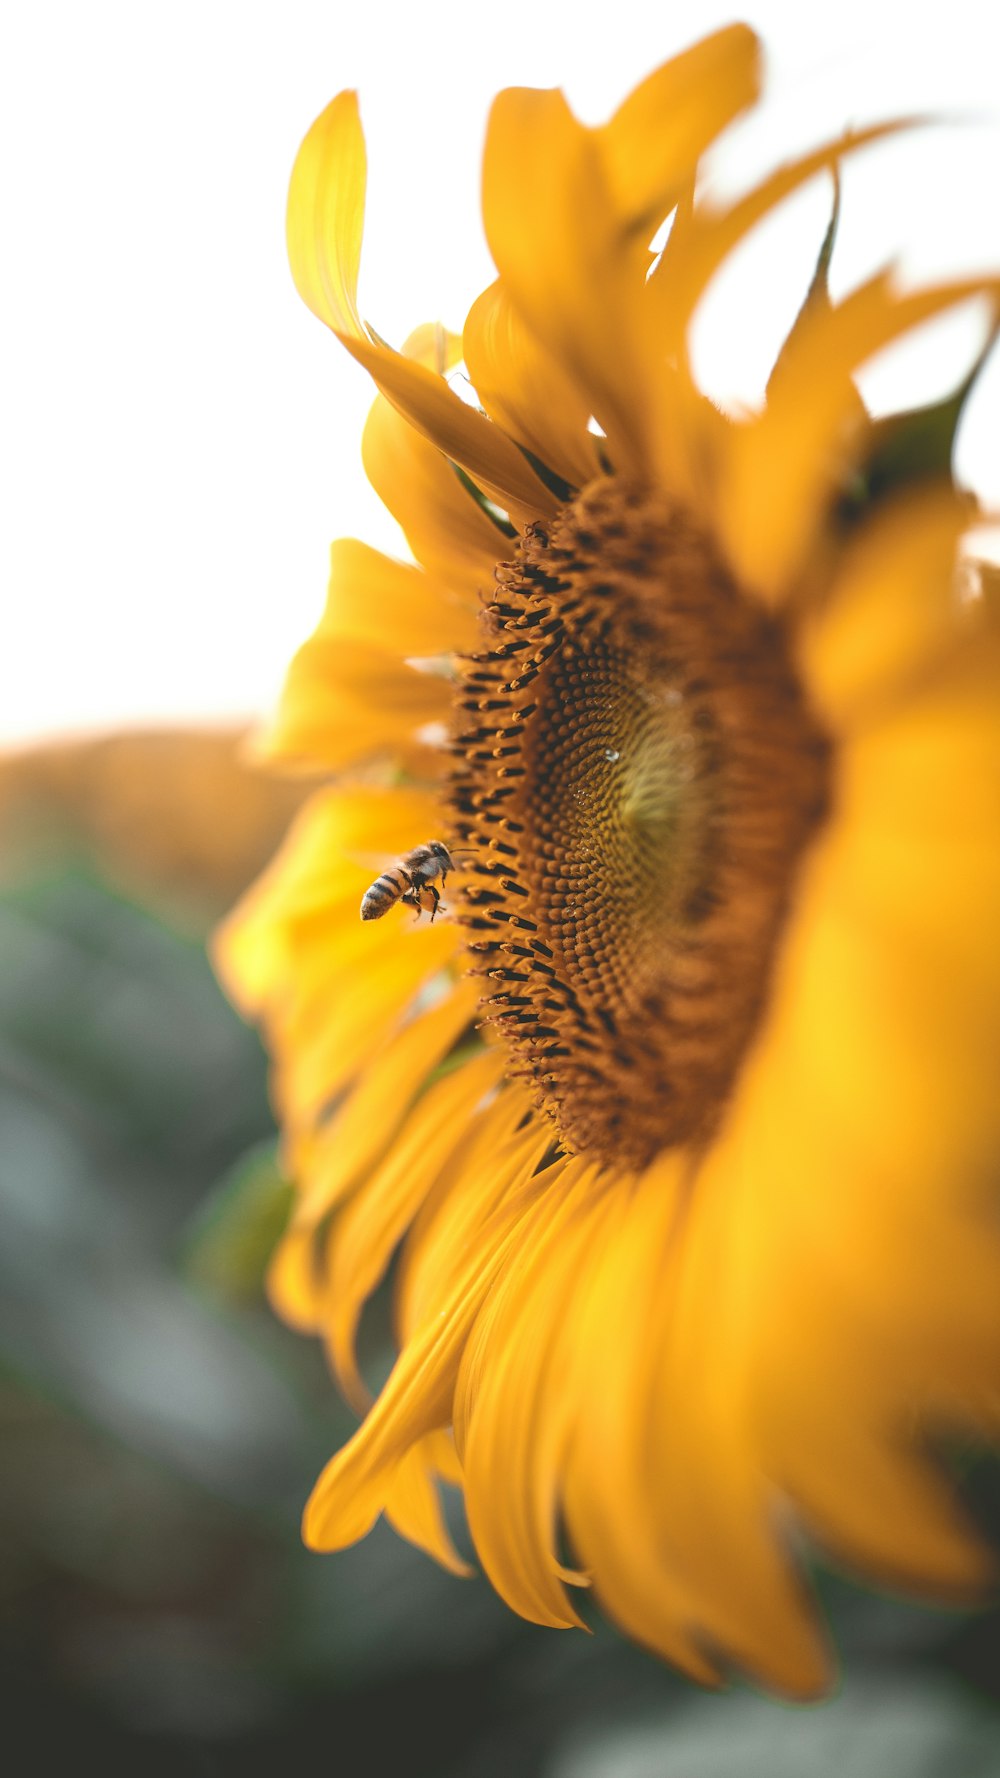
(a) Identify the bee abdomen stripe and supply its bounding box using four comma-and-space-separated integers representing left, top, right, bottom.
369, 871, 404, 900
361, 867, 414, 915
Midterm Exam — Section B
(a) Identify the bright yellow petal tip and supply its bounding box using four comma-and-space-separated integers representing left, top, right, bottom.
286, 90, 367, 338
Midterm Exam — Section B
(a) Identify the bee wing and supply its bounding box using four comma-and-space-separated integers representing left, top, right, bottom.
343, 848, 402, 874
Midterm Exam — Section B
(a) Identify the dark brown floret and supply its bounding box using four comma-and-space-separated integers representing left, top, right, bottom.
449, 477, 830, 1170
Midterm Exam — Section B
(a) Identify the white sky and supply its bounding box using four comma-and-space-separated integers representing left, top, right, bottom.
2, 0, 999, 746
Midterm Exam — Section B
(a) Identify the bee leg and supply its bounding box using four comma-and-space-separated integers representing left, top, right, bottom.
426, 884, 442, 923
401, 888, 422, 922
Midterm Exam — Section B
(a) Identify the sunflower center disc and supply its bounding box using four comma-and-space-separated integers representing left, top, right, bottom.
451, 478, 830, 1169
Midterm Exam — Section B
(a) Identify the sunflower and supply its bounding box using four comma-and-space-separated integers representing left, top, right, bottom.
216, 25, 1000, 1695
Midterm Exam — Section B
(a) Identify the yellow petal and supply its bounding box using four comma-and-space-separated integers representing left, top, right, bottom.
362, 389, 506, 593
648, 118, 910, 359
274, 914, 460, 1132
463, 280, 598, 492
480, 35, 760, 489
395, 1097, 549, 1339
287, 92, 553, 519
286, 90, 366, 337
214, 784, 442, 1014
266, 1217, 328, 1334
481, 84, 652, 479
565, 1153, 831, 1695
600, 25, 760, 234
383, 1434, 472, 1577
796, 487, 973, 730
265, 635, 451, 772
302, 1162, 553, 1552
692, 627, 1000, 1595
294, 979, 480, 1230
266, 988, 478, 1335
325, 1048, 505, 1407
313, 537, 482, 657
214, 785, 462, 1131
718, 272, 1000, 596
456, 1157, 606, 1630
347, 331, 555, 524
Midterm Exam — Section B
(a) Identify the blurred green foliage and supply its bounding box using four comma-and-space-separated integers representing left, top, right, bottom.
182, 1143, 295, 1307
1, 848, 998, 1776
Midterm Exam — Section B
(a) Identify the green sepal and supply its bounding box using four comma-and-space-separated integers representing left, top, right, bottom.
514, 443, 577, 505
182, 1140, 294, 1304
838, 323, 998, 523
425, 1034, 486, 1088
449, 460, 518, 537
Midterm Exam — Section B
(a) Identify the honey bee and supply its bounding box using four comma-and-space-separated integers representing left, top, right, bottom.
360, 841, 456, 924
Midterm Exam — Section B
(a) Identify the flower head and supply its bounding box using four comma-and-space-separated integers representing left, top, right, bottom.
217, 26, 1000, 1695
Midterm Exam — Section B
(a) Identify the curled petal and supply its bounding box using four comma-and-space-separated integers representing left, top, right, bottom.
287, 92, 553, 519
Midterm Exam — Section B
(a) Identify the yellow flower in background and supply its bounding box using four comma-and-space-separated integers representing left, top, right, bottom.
216, 25, 1000, 1696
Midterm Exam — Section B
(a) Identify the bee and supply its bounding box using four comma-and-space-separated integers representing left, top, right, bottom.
360, 841, 456, 924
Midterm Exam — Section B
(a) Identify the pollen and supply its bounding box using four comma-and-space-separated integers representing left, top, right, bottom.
450, 478, 831, 1169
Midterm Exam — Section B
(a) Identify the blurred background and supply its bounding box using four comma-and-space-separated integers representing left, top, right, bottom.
2, 1, 1000, 1773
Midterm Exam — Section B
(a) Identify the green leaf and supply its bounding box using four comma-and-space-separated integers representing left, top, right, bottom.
182, 1140, 293, 1303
